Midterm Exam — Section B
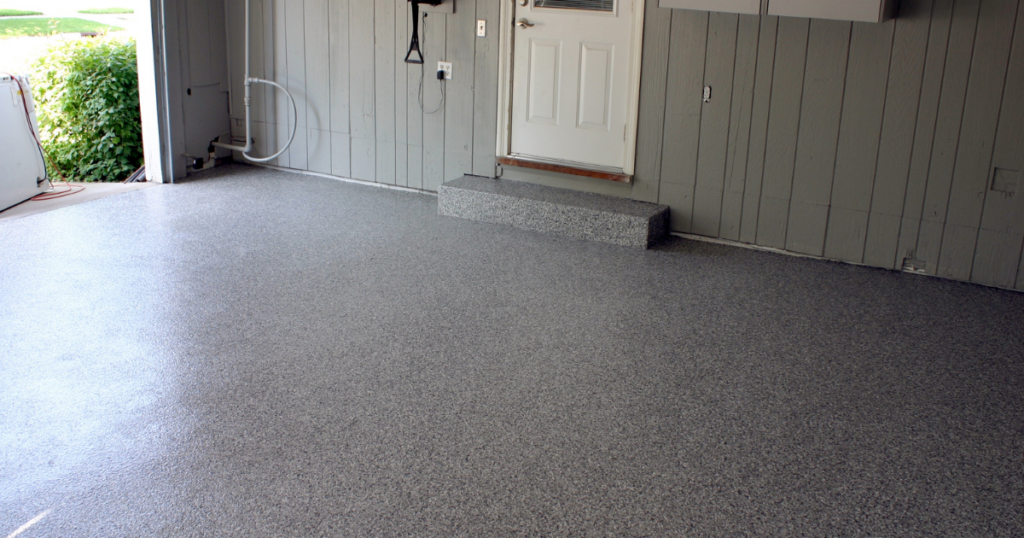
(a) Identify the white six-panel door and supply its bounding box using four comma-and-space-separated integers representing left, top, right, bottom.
510, 0, 634, 170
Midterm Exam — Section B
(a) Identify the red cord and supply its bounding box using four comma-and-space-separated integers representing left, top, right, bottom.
33, 183, 85, 201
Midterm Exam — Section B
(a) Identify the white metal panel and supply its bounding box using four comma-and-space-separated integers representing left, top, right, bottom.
767, 0, 897, 23
0, 77, 48, 211
658, 0, 761, 15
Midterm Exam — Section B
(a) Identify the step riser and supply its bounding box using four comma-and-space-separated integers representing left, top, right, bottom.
439, 177, 669, 249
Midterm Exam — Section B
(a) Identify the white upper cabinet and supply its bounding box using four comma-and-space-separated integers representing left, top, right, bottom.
767, 0, 897, 22
659, 0, 898, 23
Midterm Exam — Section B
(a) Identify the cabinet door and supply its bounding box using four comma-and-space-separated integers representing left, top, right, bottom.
767, 0, 896, 22
658, 0, 761, 15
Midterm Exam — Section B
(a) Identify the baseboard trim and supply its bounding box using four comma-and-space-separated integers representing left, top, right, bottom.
670, 232, 1022, 293
250, 163, 437, 196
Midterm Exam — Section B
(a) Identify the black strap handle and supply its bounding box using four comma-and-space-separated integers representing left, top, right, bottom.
405, 1, 425, 64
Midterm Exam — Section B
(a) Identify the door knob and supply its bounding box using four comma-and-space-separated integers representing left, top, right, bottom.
517, 0, 527, 5
516, 18, 535, 29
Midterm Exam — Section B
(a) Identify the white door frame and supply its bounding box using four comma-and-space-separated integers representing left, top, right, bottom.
138, 0, 188, 182
495, 0, 646, 176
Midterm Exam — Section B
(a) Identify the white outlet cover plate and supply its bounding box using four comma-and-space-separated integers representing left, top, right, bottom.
438, 61, 453, 80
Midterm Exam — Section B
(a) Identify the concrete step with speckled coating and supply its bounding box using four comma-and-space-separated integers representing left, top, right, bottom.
438, 176, 670, 249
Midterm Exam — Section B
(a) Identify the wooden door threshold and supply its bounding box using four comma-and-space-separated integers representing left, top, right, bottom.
498, 157, 632, 184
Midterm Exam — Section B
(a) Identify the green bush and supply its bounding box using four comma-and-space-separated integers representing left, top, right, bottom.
33, 38, 142, 182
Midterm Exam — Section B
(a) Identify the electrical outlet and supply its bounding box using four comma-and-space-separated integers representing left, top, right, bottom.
438, 61, 453, 80
477, 19, 486, 37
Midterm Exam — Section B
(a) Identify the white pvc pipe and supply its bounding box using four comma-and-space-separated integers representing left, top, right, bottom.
212, 0, 297, 162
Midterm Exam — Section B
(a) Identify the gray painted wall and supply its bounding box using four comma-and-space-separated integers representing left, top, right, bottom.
224, 0, 497, 191
225, 0, 1024, 291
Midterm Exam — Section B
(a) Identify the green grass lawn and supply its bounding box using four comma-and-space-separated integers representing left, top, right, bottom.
0, 17, 122, 37
0, 9, 44, 16
78, 8, 133, 14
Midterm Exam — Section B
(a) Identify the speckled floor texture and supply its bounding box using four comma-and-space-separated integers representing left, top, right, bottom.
1, 164, 1022, 537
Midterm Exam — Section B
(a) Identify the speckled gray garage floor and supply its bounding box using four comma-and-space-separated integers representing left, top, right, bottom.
1, 164, 1022, 537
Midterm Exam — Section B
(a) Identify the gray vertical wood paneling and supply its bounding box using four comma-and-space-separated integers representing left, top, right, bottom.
259, 0, 275, 155
692, 12, 739, 237
272, 0, 289, 167
917, 0, 980, 275
720, 14, 760, 242
864, 0, 932, 269
896, 0, 952, 271
472, 0, 501, 179
785, 19, 848, 256
422, 13, 447, 191
349, 0, 376, 180
329, 0, 350, 135
658, 9, 709, 233
407, 9, 424, 190
972, 229, 1024, 289
329, 0, 351, 178
739, 16, 778, 244
395, 0, 409, 186
284, 0, 308, 169
632, 0, 673, 204
938, 0, 1018, 281
1018, 254, 1024, 291
374, 0, 397, 185
824, 21, 893, 263
757, 16, 808, 249
304, 0, 330, 173
444, 1, 476, 183
975, 2, 1024, 288
936, 223, 977, 279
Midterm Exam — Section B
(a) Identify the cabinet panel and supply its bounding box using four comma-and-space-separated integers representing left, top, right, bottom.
658, 0, 761, 16
661, 0, 898, 22
767, 0, 897, 23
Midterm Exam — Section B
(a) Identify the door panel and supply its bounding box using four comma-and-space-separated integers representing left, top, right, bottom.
527, 39, 561, 125
510, 0, 633, 169
577, 42, 613, 131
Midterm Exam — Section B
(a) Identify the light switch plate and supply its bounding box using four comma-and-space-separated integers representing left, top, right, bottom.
477, 19, 486, 37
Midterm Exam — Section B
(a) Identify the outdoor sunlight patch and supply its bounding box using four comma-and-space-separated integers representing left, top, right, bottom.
0, 18, 122, 37
0, 9, 43, 16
